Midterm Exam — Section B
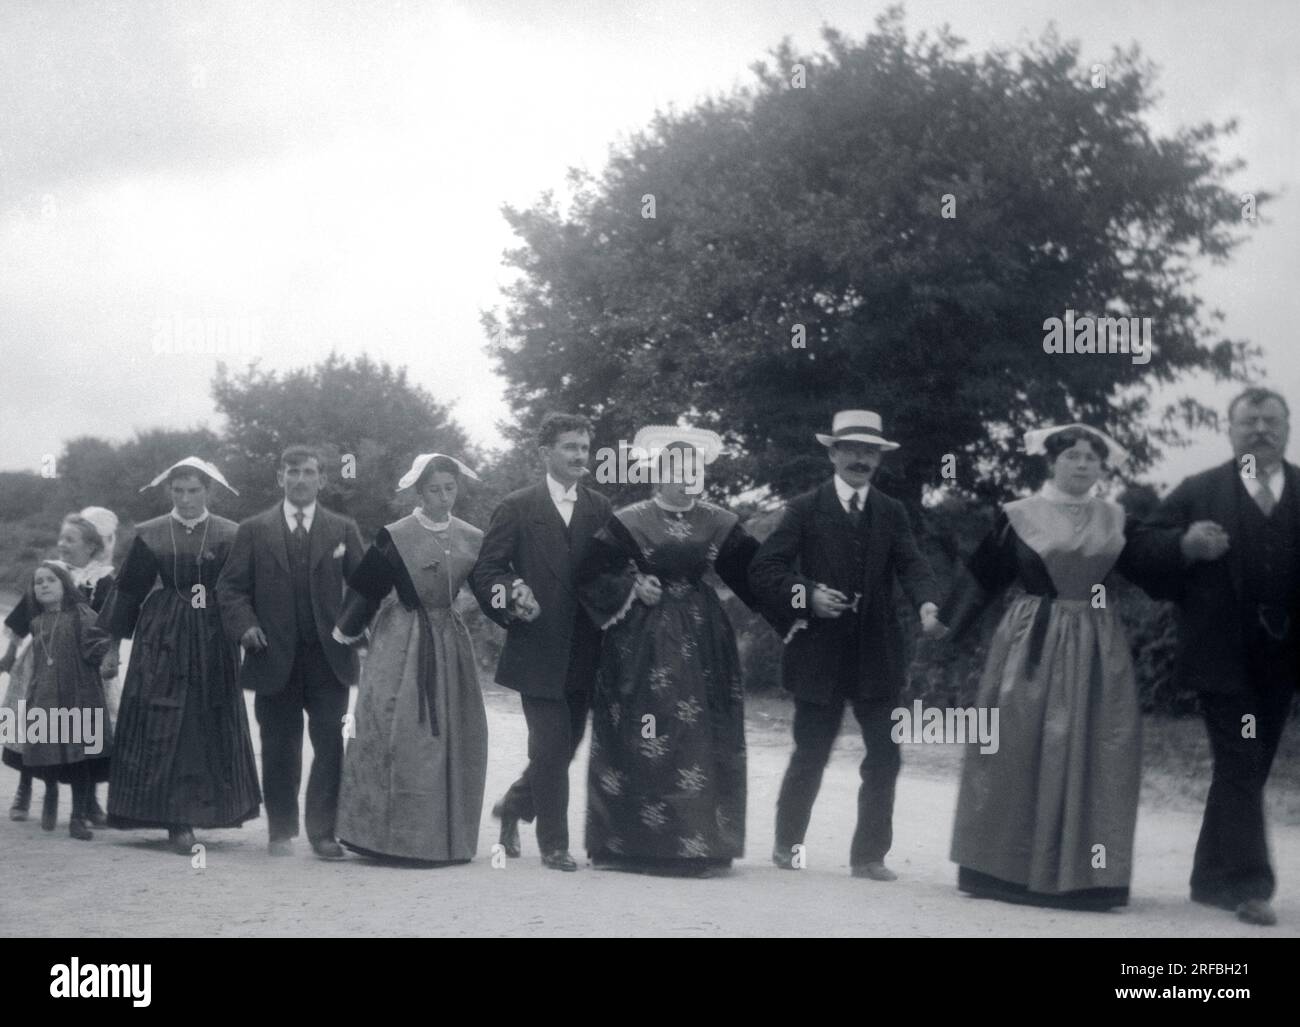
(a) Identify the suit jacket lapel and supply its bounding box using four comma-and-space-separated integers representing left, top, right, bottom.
1211, 461, 1244, 602
859, 487, 887, 586
530, 482, 573, 591
568, 486, 601, 567
265, 505, 291, 574
1286, 463, 1300, 559
814, 482, 855, 575
309, 506, 332, 569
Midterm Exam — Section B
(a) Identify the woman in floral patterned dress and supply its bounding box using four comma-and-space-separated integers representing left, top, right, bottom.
577, 427, 762, 876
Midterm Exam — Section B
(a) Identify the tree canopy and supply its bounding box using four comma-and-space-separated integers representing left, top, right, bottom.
486, 8, 1265, 507
212, 353, 480, 533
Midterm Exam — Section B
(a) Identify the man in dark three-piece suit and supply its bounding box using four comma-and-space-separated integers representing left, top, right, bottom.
216, 445, 364, 860
750, 410, 943, 881
470, 413, 612, 871
1127, 387, 1299, 926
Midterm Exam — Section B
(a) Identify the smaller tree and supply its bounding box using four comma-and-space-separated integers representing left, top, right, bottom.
212, 353, 475, 537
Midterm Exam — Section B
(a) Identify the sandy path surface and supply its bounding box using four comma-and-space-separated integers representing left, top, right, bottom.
2, 653, 1297, 937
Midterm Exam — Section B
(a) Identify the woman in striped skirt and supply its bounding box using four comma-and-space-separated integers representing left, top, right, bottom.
97, 458, 261, 853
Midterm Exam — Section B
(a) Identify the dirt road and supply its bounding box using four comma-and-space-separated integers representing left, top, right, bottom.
2, 672, 1296, 937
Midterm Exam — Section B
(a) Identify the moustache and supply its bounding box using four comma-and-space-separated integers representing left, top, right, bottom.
848, 464, 873, 473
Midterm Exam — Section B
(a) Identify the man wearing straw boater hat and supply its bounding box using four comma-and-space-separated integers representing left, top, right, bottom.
750, 410, 943, 881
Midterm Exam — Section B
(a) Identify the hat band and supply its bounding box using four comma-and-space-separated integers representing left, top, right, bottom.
832, 425, 883, 438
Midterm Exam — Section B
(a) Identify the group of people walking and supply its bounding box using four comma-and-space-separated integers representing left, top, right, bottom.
1, 392, 1295, 927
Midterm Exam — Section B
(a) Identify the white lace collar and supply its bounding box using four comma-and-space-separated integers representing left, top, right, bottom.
413, 507, 451, 531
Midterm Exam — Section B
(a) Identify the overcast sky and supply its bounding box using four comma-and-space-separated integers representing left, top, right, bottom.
1, 0, 1295, 491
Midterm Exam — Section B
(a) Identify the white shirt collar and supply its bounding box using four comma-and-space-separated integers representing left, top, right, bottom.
1241, 463, 1285, 499
546, 473, 578, 504
171, 509, 210, 529
833, 475, 870, 508
283, 499, 317, 531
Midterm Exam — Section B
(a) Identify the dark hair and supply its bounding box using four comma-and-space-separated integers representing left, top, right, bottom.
166, 466, 212, 489
1228, 388, 1289, 422
27, 560, 84, 613
537, 413, 592, 448
280, 444, 323, 471
60, 515, 106, 559
1043, 427, 1109, 463
414, 455, 462, 492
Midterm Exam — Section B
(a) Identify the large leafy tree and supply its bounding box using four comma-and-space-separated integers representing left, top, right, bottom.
487, 9, 1265, 508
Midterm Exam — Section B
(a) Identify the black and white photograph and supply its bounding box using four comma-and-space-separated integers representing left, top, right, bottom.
0, 0, 1296, 982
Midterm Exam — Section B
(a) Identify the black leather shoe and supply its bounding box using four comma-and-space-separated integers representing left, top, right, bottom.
40, 788, 58, 831
851, 861, 898, 881
492, 801, 521, 858
542, 850, 578, 872
8, 783, 31, 822
772, 845, 797, 870
1236, 899, 1277, 926
311, 838, 347, 861
169, 827, 197, 855
86, 794, 108, 828
69, 818, 93, 841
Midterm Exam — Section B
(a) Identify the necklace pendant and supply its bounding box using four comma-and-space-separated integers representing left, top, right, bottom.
46, 657, 54, 666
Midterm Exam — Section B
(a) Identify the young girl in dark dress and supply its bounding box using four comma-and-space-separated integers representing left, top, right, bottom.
3, 511, 119, 828
9, 561, 114, 840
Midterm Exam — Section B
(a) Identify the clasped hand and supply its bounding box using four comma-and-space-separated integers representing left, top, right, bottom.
634, 573, 662, 607
1181, 520, 1230, 563
510, 581, 541, 622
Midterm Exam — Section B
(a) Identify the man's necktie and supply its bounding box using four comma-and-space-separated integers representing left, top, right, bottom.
1255, 479, 1277, 517
848, 491, 862, 527
293, 510, 307, 547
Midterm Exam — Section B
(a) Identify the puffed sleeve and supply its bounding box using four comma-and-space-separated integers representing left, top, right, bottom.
96, 537, 160, 640
4, 596, 33, 639
1117, 513, 1181, 600
1120, 478, 1197, 602
939, 510, 1020, 642
577, 515, 642, 629
86, 572, 114, 614
335, 529, 403, 641
714, 523, 761, 610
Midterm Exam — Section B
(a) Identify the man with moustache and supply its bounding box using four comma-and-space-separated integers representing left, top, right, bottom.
216, 445, 364, 859
1127, 387, 1299, 925
470, 413, 612, 871
749, 410, 944, 881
